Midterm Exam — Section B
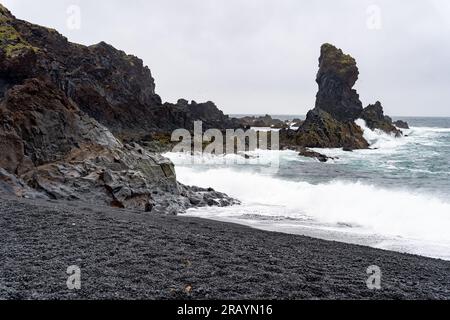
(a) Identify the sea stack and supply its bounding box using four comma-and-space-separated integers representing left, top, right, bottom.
281, 43, 402, 151
315, 43, 363, 122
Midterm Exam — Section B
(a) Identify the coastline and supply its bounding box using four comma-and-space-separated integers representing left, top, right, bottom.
1, 196, 449, 300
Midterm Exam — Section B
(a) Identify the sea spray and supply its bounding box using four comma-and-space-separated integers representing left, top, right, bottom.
171, 165, 450, 244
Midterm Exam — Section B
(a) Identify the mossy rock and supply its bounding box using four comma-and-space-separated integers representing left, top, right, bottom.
318, 43, 359, 86
0, 21, 39, 57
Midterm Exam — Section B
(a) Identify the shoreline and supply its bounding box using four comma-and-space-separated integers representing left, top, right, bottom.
182, 209, 450, 262
1, 196, 449, 300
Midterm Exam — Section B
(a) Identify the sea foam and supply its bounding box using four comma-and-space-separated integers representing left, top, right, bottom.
173, 165, 450, 244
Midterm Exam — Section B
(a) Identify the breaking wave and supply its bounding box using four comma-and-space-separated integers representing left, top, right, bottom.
165, 121, 450, 259
173, 165, 450, 244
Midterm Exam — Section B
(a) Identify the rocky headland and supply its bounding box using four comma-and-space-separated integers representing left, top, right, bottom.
0, 5, 237, 213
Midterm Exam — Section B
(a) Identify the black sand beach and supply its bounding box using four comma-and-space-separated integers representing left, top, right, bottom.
1, 196, 449, 300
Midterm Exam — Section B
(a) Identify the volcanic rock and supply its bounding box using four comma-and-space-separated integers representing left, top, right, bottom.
298, 147, 334, 163
238, 114, 288, 129
394, 120, 410, 129
282, 43, 403, 151
361, 102, 402, 137
0, 5, 239, 213
315, 43, 363, 122
161, 99, 239, 132
281, 108, 369, 149
0, 7, 235, 140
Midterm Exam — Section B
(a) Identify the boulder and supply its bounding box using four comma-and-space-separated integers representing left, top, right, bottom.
0, 167, 47, 199
298, 147, 334, 163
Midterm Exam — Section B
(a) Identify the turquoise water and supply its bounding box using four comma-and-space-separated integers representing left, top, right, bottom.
166, 117, 450, 260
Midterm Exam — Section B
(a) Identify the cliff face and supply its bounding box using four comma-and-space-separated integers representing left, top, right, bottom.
0, 5, 235, 139
0, 5, 236, 212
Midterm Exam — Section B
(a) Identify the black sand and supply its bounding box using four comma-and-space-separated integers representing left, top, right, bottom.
1, 196, 449, 300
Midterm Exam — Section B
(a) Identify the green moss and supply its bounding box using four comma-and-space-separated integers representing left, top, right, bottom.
320, 43, 357, 79
0, 23, 39, 57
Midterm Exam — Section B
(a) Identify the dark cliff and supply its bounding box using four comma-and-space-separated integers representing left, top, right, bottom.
0, 5, 236, 212
0, 5, 235, 139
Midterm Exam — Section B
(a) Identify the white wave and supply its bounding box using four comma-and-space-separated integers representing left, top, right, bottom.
408, 126, 450, 133
250, 127, 281, 132
165, 149, 307, 169
355, 119, 409, 150
173, 165, 450, 245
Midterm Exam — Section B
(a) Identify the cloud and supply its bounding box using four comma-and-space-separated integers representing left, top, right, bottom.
3, 0, 450, 116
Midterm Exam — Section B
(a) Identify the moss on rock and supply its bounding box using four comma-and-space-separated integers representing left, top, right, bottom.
0, 22, 39, 57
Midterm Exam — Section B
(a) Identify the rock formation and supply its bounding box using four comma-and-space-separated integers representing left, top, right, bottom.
282, 43, 402, 153
394, 120, 410, 129
360, 101, 402, 137
161, 99, 240, 132
315, 43, 363, 122
292, 108, 369, 149
0, 5, 235, 140
0, 5, 237, 213
238, 115, 288, 129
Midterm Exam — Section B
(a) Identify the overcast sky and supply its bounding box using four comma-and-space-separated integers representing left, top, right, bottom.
3, 0, 450, 116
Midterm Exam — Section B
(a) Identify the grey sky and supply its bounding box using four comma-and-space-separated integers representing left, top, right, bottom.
3, 0, 450, 116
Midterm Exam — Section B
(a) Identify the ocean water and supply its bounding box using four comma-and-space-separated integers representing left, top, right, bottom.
165, 116, 450, 261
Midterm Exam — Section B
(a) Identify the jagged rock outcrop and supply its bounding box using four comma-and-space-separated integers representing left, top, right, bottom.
0, 78, 236, 212
160, 99, 239, 132
361, 101, 402, 137
280, 108, 369, 149
0, 168, 44, 199
315, 43, 363, 122
0, 5, 237, 213
297, 147, 336, 163
394, 120, 410, 129
0, 79, 239, 213
238, 115, 288, 129
282, 43, 401, 151
0, 5, 234, 140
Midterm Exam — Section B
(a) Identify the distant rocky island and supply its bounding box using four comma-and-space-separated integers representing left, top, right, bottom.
0, 4, 407, 212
